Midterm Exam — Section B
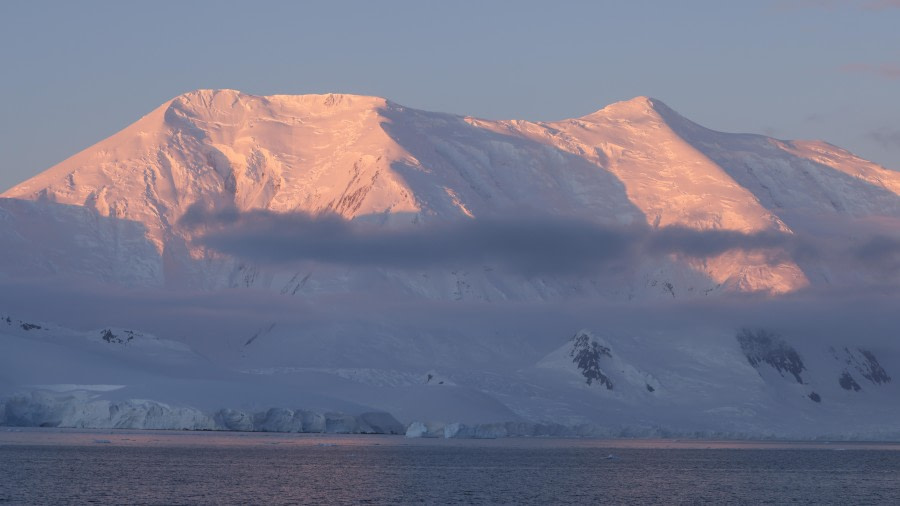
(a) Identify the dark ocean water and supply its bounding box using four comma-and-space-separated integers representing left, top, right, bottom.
1, 431, 900, 505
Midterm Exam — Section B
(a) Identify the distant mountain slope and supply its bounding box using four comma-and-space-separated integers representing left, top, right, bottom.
3, 89, 899, 296
3, 91, 900, 437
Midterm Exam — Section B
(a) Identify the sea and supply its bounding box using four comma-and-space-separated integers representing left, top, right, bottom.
2, 428, 899, 505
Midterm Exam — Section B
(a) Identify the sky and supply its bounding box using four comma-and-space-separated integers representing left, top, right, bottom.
0, 0, 898, 191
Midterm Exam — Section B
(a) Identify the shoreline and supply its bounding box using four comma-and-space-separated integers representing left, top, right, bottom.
4, 426, 900, 450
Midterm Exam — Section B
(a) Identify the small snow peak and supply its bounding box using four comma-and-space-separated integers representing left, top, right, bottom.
187, 88, 242, 97
579, 96, 670, 121
173, 88, 244, 104
261, 92, 390, 112
159, 90, 392, 133
624, 96, 672, 109
576, 96, 695, 131
627, 95, 657, 107
168, 89, 389, 112
165, 89, 249, 120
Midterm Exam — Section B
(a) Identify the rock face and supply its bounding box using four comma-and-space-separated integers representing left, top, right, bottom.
569, 332, 613, 389
734, 328, 895, 405
831, 347, 892, 386
855, 349, 892, 385
839, 371, 862, 392
738, 328, 806, 384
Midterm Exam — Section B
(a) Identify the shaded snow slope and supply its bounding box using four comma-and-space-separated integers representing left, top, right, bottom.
3, 91, 900, 437
4, 312, 900, 439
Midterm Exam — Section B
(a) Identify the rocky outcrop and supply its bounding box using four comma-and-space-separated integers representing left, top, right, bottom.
569, 331, 613, 389
839, 371, 862, 392
830, 347, 891, 388
737, 328, 805, 383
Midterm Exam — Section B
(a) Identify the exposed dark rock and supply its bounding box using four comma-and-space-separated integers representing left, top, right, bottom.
244, 323, 275, 347
101, 329, 135, 344
855, 348, 891, 385
808, 392, 821, 403
646, 384, 656, 393
830, 347, 891, 386
20, 322, 41, 331
570, 332, 613, 389
737, 328, 805, 384
839, 371, 861, 391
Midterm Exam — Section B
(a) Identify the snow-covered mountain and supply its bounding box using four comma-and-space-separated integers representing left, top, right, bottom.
6, 89, 899, 297
2, 90, 899, 437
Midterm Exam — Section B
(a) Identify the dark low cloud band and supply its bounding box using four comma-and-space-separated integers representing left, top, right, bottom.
182, 205, 802, 275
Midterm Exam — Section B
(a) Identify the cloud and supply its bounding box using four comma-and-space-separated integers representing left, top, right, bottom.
4, 208, 900, 365
644, 226, 790, 258
839, 63, 900, 80
865, 128, 900, 150
180, 205, 802, 276
855, 234, 900, 272
179, 204, 900, 285
3, 275, 900, 366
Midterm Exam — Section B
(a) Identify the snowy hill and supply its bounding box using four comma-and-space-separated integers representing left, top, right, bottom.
2, 90, 900, 437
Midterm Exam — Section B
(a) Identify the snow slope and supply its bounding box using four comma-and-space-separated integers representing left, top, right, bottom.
2, 90, 900, 437
5, 90, 897, 297
4, 310, 900, 439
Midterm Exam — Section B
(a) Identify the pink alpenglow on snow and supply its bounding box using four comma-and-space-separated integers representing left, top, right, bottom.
2, 90, 900, 439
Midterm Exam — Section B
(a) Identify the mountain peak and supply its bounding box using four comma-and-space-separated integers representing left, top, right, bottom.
179, 88, 243, 99
169, 89, 390, 114
3, 87, 900, 298
579, 96, 674, 122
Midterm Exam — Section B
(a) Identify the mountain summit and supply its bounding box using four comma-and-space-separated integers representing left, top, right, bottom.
3, 90, 900, 437
3, 90, 899, 295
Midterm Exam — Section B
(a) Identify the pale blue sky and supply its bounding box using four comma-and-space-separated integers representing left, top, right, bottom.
1, 0, 898, 190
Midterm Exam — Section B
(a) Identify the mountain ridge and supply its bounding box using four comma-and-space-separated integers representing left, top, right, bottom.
3, 90, 900, 436
2, 89, 899, 296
